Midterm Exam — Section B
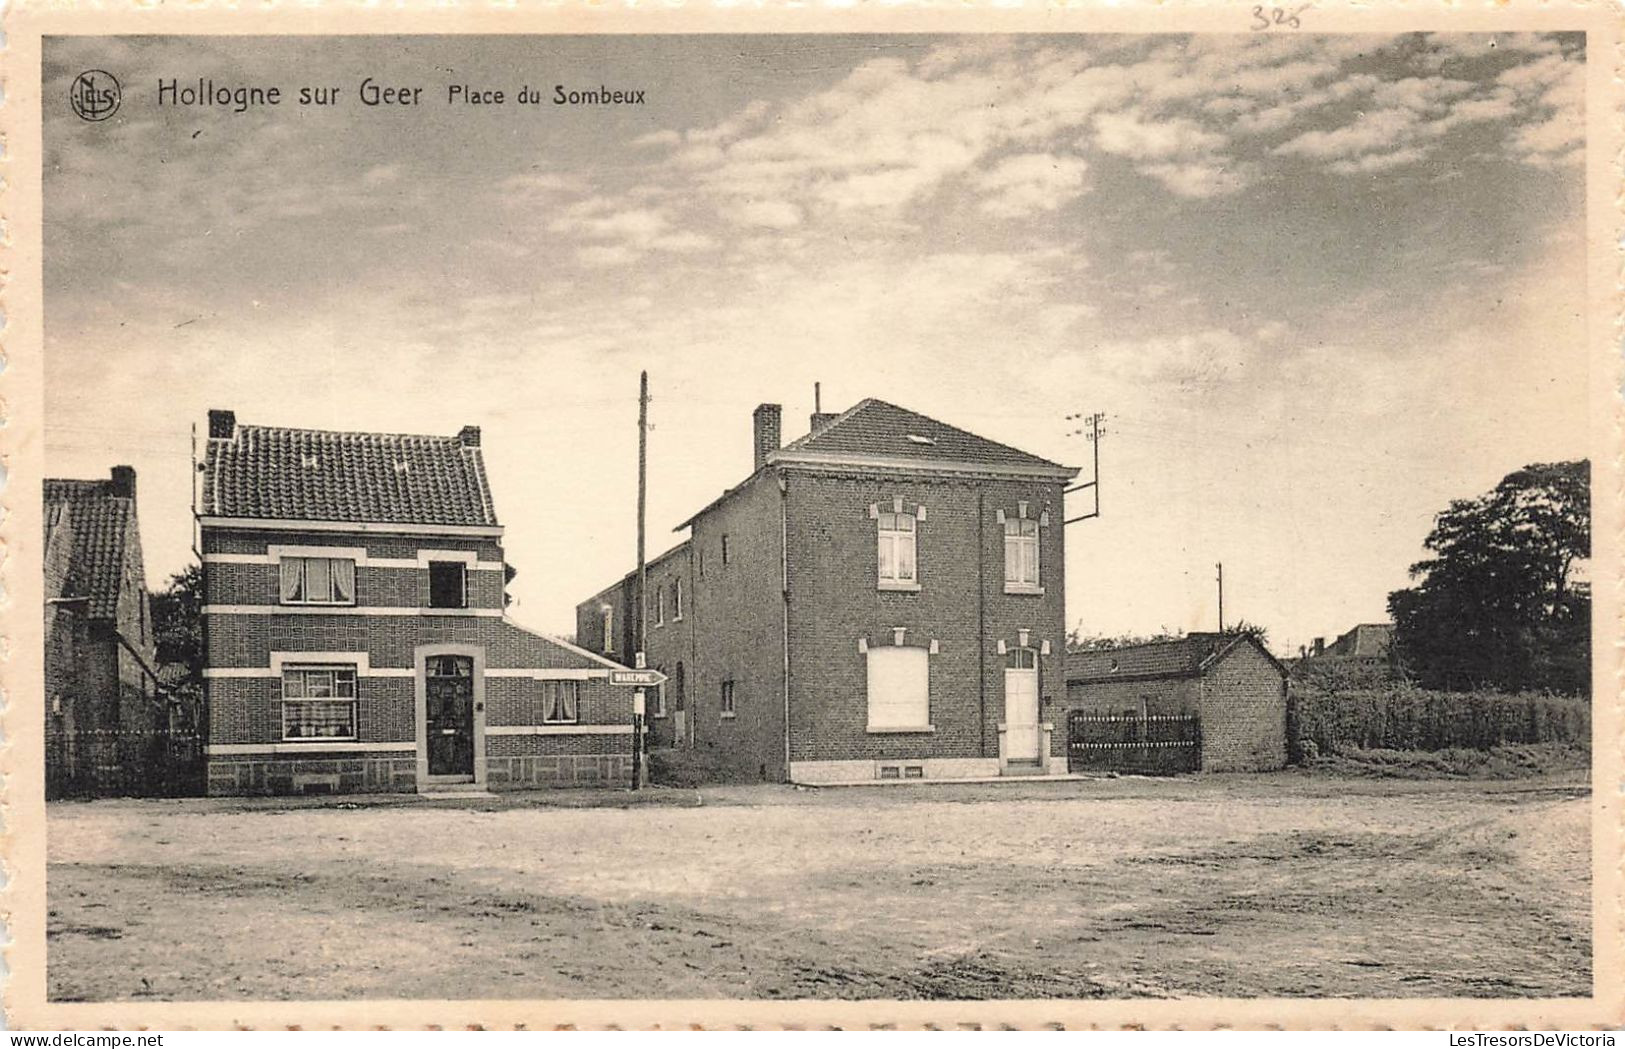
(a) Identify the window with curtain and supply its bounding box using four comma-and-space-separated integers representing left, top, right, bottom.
281, 666, 358, 740
541, 680, 580, 724
866, 646, 929, 730
279, 556, 356, 605
1004, 517, 1040, 589
877, 511, 917, 587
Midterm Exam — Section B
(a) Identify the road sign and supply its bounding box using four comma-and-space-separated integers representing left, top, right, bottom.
610, 668, 667, 688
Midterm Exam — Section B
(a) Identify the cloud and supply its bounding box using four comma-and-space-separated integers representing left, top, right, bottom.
1142, 161, 1252, 199
1092, 111, 1226, 161
971, 153, 1091, 217
632, 129, 682, 149
734, 200, 803, 229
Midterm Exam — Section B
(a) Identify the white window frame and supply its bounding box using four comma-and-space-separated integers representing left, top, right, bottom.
655, 584, 666, 627
877, 511, 919, 590
673, 577, 684, 621
279, 555, 357, 607
602, 606, 615, 654
720, 680, 737, 719
651, 682, 667, 718
865, 646, 932, 733
540, 680, 581, 725
280, 664, 359, 742
1004, 516, 1042, 593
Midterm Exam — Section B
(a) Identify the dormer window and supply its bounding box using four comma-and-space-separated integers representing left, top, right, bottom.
905, 433, 936, 446
280, 556, 355, 606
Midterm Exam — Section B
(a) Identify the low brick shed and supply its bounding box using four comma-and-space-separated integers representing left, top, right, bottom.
1064, 633, 1288, 772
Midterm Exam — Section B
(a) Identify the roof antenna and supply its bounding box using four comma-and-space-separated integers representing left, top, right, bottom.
814, 382, 821, 414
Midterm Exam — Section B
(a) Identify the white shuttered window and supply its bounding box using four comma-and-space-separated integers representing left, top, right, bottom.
866, 647, 929, 731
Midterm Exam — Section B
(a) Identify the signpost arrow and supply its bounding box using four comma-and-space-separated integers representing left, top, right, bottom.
610, 668, 668, 688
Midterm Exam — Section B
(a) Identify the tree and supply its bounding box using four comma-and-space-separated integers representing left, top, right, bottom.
150, 563, 204, 687
1388, 460, 1589, 694
1067, 626, 1184, 652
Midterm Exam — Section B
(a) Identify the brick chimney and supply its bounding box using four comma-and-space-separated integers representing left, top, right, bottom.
753, 404, 782, 472
207, 409, 237, 440
458, 425, 481, 448
109, 465, 136, 500
1311, 637, 1325, 657
750, 407, 783, 474
809, 411, 840, 433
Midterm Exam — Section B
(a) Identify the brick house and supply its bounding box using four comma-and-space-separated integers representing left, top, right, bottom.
199, 410, 632, 796
1064, 633, 1288, 772
44, 467, 166, 794
576, 398, 1079, 784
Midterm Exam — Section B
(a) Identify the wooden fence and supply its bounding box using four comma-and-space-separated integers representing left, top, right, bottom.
1067, 712, 1200, 775
45, 726, 205, 799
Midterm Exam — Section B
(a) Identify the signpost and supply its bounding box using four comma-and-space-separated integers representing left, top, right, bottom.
610, 668, 667, 688
612, 659, 667, 790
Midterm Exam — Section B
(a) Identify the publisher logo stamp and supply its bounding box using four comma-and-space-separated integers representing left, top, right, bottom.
69, 70, 121, 122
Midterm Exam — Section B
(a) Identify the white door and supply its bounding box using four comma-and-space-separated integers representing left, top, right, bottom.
1004, 666, 1040, 761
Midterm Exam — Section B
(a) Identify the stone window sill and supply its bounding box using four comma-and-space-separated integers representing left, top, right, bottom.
877, 581, 922, 593
867, 724, 935, 734
1004, 585, 1045, 596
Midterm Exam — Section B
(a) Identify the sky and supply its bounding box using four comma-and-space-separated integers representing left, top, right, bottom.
43, 33, 1588, 655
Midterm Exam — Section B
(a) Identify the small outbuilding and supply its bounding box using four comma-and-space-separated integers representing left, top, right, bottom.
1063, 632, 1287, 773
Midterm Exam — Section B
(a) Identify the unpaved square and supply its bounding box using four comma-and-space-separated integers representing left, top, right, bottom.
46, 772, 1591, 1001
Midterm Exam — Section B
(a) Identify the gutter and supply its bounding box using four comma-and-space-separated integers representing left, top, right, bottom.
779, 470, 792, 781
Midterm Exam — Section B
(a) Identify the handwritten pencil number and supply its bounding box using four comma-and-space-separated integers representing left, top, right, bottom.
1251, 5, 1308, 30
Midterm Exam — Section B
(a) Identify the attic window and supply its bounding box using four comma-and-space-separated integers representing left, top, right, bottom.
393, 460, 411, 475
1109, 658, 1120, 673
905, 434, 936, 446
300, 454, 321, 470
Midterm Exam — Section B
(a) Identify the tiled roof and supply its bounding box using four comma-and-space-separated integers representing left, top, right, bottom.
202, 422, 498, 527
773, 399, 1074, 475
43, 478, 137, 620
1068, 633, 1272, 683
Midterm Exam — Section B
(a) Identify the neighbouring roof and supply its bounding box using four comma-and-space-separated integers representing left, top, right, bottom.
1068, 633, 1286, 684
202, 421, 498, 527
43, 478, 138, 620
773, 399, 1074, 476
1325, 622, 1394, 658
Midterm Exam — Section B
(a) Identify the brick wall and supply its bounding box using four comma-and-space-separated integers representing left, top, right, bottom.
573, 545, 692, 749
1198, 642, 1288, 772
685, 474, 788, 780
783, 471, 1068, 767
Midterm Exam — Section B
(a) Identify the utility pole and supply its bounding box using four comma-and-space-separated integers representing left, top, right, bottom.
632, 370, 649, 790
1064, 411, 1107, 525
1216, 562, 1225, 632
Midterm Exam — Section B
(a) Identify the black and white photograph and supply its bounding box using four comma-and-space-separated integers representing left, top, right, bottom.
7, 9, 1620, 1030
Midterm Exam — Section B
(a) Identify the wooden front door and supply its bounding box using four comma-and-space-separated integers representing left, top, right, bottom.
425, 655, 475, 778
1004, 649, 1041, 763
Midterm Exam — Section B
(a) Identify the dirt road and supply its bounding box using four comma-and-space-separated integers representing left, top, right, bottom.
47, 772, 1591, 1001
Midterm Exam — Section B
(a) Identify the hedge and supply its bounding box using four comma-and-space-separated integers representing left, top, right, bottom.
1287, 685, 1590, 762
